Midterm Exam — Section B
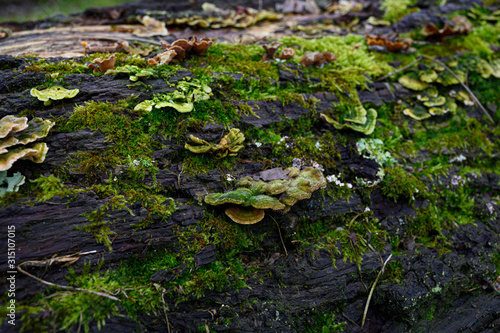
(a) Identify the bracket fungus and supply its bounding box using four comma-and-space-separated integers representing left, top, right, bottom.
279, 47, 296, 60
134, 78, 212, 113
0, 116, 55, 171
150, 37, 213, 66
185, 128, 245, 158
88, 55, 117, 73
395, 57, 482, 121
204, 167, 326, 224
31, 86, 79, 106
261, 42, 283, 61
133, 99, 156, 112
365, 35, 413, 53
134, 15, 169, 37
155, 78, 212, 113
421, 15, 472, 42
300, 51, 337, 67
161, 4, 282, 29
321, 106, 377, 135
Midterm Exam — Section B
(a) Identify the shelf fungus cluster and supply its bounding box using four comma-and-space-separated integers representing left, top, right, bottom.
321, 105, 377, 135
300, 51, 337, 67
0, 115, 54, 173
88, 55, 117, 73
261, 42, 296, 61
185, 128, 245, 158
152, 3, 282, 29
365, 35, 413, 53
204, 167, 327, 224
403, 86, 459, 120
148, 36, 213, 66
421, 15, 472, 43
135, 78, 212, 113
134, 15, 169, 37
398, 57, 498, 120
30, 86, 79, 106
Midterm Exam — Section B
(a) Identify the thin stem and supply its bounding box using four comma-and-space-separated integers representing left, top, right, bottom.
18, 261, 120, 301
361, 253, 392, 327
270, 215, 288, 256
375, 56, 424, 82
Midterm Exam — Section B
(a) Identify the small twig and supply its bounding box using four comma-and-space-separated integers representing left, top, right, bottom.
347, 211, 369, 230
270, 215, 288, 256
342, 311, 360, 328
421, 55, 494, 124
161, 290, 171, 333
375, 56, 424, 82
177, 164, 184, 190
361, 253, 392, 327
77, 312, 83, 333
18, 262, 120, 301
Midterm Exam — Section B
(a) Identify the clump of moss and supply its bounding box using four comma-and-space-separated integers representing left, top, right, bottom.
61, 98, 155, 160
23, 58, 88, 74
143, 98, 238, 140
380, 165, 426, 203
18, 261, 163, 333
302, 309, 346, 333
295, 212, 387, 267
189, 43, 280, 80
381, 0, 419, 23
280, 35, 392, 86
31, 174, 80, 201
81, 52, 148, 69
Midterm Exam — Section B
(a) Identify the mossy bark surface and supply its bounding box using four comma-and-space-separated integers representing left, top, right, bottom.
1, 1, 500, 332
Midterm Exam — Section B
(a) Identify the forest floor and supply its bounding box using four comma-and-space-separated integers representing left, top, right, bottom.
0, 0, 499, 332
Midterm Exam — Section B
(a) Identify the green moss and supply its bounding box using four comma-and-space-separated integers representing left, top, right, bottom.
295, 212, 387, 268
382, 259, 405, 284
244, 127, 282, 145
380, 165, 426, 203
280, 35, 392, 85
302, 308, 346, 332
381, 0, 419, 23
31, 174, 81, 201
81, 52, 148, 69
491, 252, 500, 276
189, 43, 279, 80
271, 131, 340, 169
409, 178, 477, 252
23, 59, 88, 74
16, 260, 164, 333
76, 193, 133, 250
142, 99, 238, 140
181, 151, 238, 176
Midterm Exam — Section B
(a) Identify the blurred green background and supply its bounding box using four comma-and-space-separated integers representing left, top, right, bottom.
1, 0, 133, 22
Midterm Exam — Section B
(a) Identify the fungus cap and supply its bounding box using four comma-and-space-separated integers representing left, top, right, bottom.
0, 116, 28, 139
262, 42, 283, 61
279, 47, 296, 60
30, 86, 79, 105
247, 194, 286, 210
398, 73, 429, 91
191, 37, 213, 55
0, 142, 48, 171
225, 207, 265, 224
92, 55, 117, 73
204, 188, 253, 206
